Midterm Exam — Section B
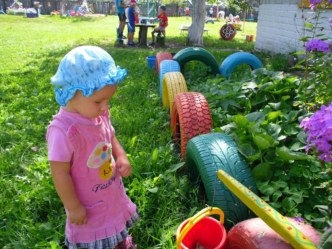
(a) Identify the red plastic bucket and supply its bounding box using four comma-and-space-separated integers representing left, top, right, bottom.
176, 207, 228, 249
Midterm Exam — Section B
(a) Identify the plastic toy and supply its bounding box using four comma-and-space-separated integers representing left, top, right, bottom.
176, 207, 228, 249
217, 169, 318, 249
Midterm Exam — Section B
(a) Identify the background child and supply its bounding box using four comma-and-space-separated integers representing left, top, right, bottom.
116, 0, 127, 40
127, 0, 137, 47
149, 5, 168, 46
47, 46, 139, 249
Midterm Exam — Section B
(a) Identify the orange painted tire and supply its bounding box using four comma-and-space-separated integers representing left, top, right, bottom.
156, 52, 173, 74
170, 92, 213, 159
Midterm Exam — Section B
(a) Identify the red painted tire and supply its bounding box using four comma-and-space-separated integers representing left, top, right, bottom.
227, 217, 321, 249
156, 52, 173, 74
220, 24, 237, 41
170, 92, 212, 159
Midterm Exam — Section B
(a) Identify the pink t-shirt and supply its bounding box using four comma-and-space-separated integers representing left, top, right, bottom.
46, 108, 138, 244
47, 108, 115, 162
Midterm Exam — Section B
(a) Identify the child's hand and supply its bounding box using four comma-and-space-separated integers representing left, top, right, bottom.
116, 154, 132, 177
68, 204, 87, 225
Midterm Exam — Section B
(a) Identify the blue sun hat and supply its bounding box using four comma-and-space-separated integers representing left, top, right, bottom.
51, 46, 127, 106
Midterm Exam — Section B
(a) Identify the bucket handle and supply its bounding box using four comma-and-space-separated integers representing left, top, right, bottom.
176, 207, 225, 249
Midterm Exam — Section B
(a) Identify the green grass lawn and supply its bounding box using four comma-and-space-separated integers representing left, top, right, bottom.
0, 15, 257, 73
1, 14, 329, 249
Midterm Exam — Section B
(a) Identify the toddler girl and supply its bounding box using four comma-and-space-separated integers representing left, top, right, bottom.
46, 46, 139, 249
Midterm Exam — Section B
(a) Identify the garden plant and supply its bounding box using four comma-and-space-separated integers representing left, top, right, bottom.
0, 9, 331, 249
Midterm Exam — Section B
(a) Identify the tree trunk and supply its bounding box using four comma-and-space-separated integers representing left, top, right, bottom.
187, 0, 206, 47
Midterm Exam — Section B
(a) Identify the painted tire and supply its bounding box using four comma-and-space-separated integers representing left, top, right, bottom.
185, 133, 257, 229
162, 72, 188, 114
227, 217, 321, 249
220, 24, 237, 40
156, 52, 173, 74
159, 60, 181, 97
170, 92, 212, 159
220, 52, 263, 79
173, 47, 220, 75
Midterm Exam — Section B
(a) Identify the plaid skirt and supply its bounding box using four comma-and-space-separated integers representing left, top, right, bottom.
65, 213, 139, 249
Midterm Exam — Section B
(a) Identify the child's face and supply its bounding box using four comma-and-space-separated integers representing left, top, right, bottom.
66, 85, 118, 118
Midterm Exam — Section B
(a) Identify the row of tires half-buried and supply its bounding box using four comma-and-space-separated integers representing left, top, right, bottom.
157, 47, 264, 81
154, 49, 261, 229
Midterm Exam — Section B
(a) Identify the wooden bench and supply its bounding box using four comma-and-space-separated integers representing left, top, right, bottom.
179, 25, 209, 35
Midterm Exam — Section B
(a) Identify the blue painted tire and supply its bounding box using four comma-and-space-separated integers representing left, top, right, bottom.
220, 52, 263, 79
173, 47, 220, 75
159, 60, 180, 97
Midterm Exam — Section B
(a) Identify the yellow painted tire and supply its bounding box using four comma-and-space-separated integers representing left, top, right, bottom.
162, 72, 188, 113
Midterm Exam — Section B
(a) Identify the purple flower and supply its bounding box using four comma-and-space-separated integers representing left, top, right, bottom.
300, 102, 332, 162
310, 0, 323, 3
329, 17, 332, 28
311, 0, 332, 7
310, 0, 322, 9
293, 216, 306, 223
305, 39, 331, 53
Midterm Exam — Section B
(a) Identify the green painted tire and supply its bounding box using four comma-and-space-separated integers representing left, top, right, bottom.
185, 132, 258, 229
173, 47, 220, 75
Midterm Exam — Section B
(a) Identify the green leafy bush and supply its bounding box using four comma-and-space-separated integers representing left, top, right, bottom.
191, 68, 332, 229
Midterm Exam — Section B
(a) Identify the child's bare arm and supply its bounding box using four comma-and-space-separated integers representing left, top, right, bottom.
50, 161, 87, 225
112, 135, 132, 177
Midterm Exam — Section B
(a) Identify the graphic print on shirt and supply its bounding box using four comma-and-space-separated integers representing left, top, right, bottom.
87, 142, 114, 180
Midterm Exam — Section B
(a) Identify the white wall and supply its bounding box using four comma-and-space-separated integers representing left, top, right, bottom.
255, 3, 332, 54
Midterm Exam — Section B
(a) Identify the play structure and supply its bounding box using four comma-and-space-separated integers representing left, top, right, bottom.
148, 47, 323, 249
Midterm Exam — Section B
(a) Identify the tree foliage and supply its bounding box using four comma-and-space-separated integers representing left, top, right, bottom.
227, 0, 252, 15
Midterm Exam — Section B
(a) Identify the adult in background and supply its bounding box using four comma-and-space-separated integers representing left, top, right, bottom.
116, 0, 127, 40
